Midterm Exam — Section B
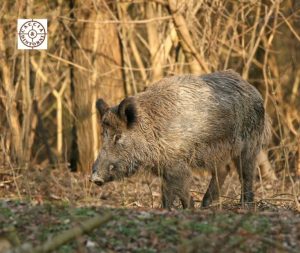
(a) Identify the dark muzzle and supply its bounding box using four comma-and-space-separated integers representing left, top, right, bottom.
90, 173, 104, 186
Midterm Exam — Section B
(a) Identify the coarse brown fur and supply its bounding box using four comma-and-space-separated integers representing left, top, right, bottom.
91, 70, 271, 208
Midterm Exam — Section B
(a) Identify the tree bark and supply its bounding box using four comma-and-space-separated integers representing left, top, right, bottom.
0, 21, 23, 163
71, 0, 125, 172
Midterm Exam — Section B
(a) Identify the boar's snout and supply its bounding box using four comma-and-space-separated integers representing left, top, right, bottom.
90, 157, 117, 186
90, 158, 106, 186
90, 173, 104, 186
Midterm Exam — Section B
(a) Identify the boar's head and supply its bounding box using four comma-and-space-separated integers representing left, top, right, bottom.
90, 97, 140, 186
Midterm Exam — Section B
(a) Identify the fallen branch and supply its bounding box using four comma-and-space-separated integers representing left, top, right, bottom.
7, 213, 113, 253
260, 237, 298, 253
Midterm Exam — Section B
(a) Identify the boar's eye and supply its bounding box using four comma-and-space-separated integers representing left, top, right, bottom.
113, 134, 122, 144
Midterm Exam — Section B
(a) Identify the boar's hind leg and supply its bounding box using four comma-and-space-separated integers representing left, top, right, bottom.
161, 165, 192, 209
234, 150, 256, 205
202, 166, 229, 207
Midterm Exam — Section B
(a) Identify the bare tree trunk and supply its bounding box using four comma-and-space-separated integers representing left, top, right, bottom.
0, 21, 23, 163
146, 2, 163, 82
52, 80, 68, 158
71, 0, 125, 172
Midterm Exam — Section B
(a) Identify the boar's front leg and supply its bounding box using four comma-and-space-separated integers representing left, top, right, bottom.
202, 166, 229, 207
161, 164, 193, 209
161, 182, 175, 210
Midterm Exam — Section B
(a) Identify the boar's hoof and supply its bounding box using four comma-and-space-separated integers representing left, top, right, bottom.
189, 196, 195, 208
201, 197, 212, 208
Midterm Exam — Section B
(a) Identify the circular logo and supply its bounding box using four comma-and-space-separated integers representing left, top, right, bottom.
18, 20, 47, 49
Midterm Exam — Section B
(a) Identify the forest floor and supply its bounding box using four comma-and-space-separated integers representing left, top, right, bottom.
1, 167, 300, 252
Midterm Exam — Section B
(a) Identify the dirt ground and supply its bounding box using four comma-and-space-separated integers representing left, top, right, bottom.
1, 165, 298, 209
0, 166, 300, 252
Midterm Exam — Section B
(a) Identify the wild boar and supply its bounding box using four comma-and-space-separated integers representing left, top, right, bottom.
90, 70, 271, 208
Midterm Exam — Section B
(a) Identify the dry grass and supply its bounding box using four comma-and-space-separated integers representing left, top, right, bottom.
0, 164, 299, 212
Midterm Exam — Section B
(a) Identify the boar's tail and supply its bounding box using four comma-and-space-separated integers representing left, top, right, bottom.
262, 113, 272, 146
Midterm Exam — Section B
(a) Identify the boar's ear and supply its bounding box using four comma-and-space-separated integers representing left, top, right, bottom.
118, 97, 137, 128
96, 99, 109, 119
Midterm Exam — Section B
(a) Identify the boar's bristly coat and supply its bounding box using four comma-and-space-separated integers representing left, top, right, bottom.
91, 70, 270, 208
